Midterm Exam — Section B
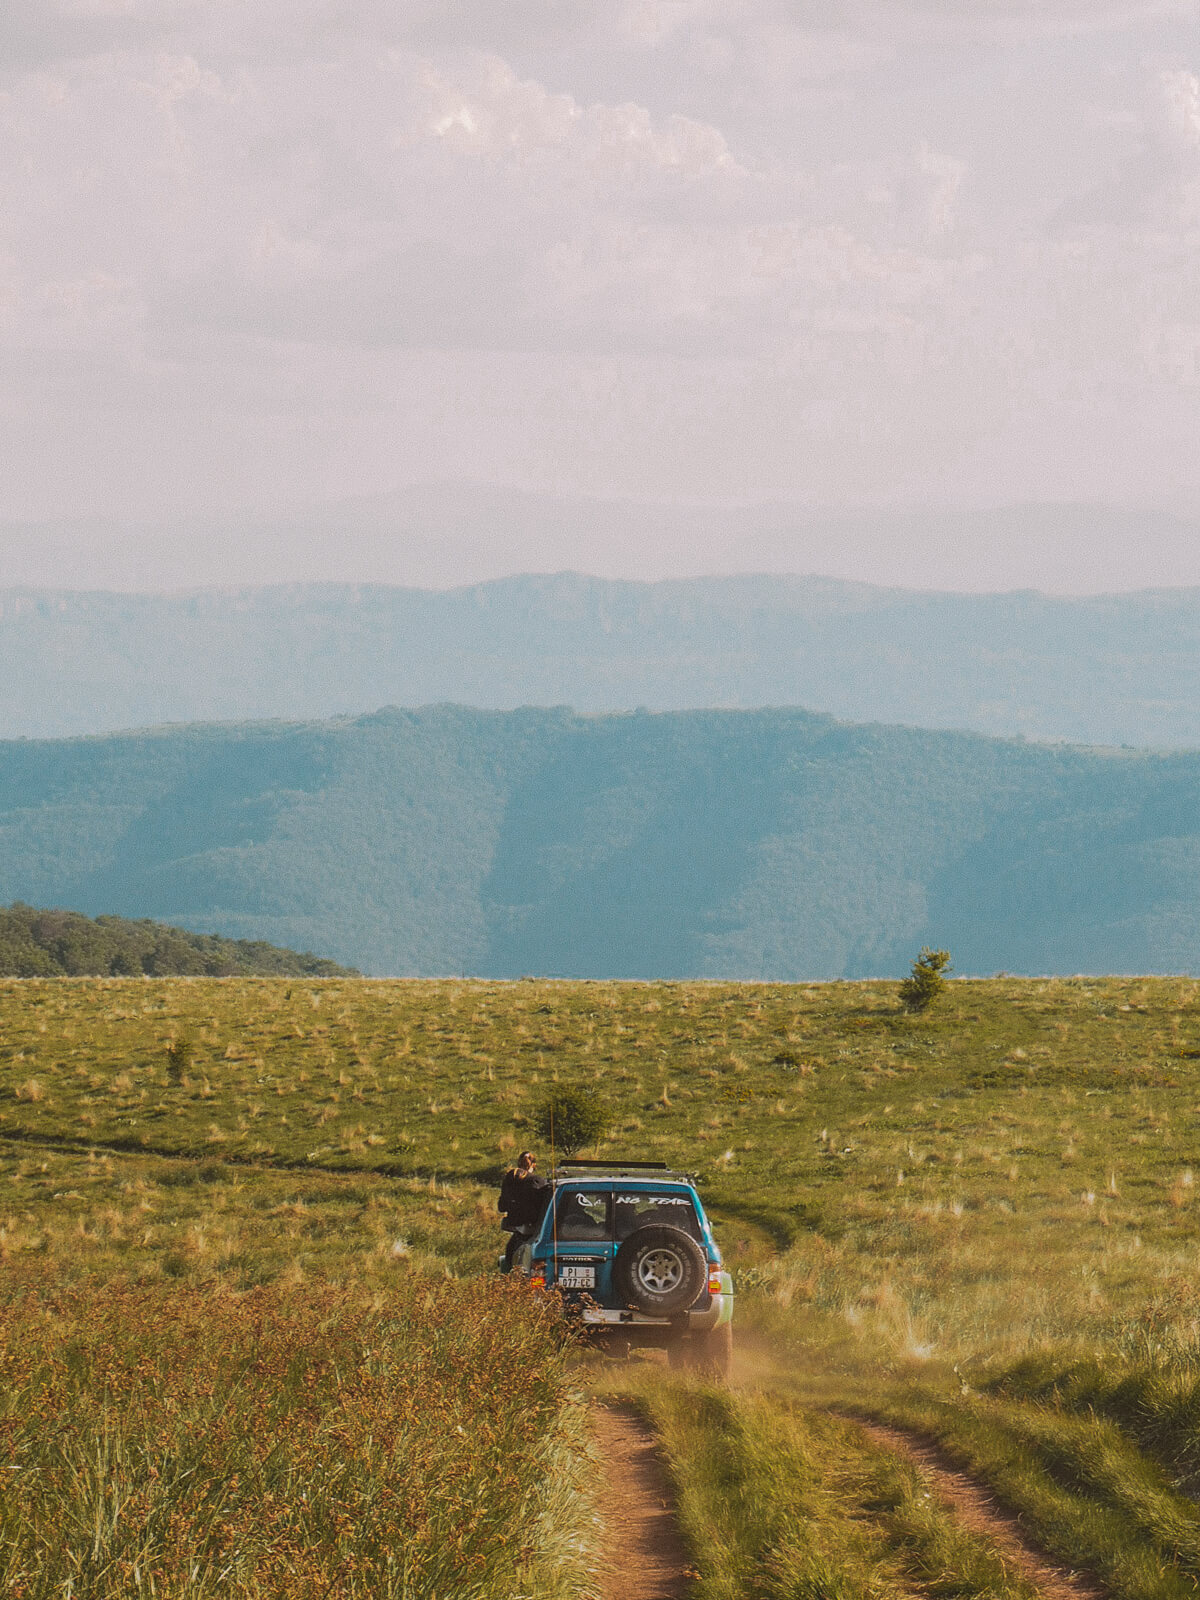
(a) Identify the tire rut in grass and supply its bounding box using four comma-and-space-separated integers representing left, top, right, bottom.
0, 1128, 446, 1183
591, 1403, 692, 1600
850, 1417, 1107, 1600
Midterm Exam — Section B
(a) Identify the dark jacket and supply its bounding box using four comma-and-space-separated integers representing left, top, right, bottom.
499, 1169, 550, 1232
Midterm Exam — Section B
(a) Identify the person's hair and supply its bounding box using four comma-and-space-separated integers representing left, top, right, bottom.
517, 1151, 536, 1169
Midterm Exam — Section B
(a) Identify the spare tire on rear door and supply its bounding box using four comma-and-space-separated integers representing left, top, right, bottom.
613, 1224, 706, 1315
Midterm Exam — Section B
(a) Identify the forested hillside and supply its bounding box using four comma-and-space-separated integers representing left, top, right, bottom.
7, 574, 1200, 744
0, 706, 1198, 978
0, 904, 354, 977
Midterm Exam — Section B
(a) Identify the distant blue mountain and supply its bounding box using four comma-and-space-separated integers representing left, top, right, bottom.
4, 572, 1200, 745
1, 704, 1198, 978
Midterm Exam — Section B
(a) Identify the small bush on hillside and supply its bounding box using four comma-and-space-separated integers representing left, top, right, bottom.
533, 1084, 610, 1156
165, 1034, 195, 1085
899, 947, 952, 1013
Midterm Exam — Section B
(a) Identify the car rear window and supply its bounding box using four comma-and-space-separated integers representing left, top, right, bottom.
613, 1190, 702, 1241
552, 1187, 610, 1241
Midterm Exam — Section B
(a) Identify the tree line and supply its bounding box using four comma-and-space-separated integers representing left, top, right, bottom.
0, 904, 354, 978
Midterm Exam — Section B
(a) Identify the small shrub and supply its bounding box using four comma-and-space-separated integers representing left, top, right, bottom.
533, 1083, 610, 1156
899, 947, 952, 1013
165, 1034, 195, 1085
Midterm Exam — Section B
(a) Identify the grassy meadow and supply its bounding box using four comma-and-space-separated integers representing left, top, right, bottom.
6, 972, 1200, 1596
0, 1275, 592, 1600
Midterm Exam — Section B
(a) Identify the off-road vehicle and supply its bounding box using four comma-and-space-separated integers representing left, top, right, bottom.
509, 1159, 734, 1375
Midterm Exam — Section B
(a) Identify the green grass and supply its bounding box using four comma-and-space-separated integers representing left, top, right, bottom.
0, 1140, 500, 1287
985, 1345, 1200, 1492
9, 973, 1200, 1598
839, 1388, 1200, 1600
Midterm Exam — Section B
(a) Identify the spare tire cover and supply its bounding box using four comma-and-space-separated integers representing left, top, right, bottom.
613, 1224, 706, 1315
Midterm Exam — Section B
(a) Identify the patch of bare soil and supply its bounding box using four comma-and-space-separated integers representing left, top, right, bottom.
850, 1418, 1107, 1600
591, 1404, 693, 1600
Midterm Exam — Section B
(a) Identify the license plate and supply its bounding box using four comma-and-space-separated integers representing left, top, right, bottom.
557, 1264, 595, 1289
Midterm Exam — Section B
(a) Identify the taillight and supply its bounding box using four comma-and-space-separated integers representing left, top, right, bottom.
708, 1268, 722, 1294
530, 1268, 547, 1290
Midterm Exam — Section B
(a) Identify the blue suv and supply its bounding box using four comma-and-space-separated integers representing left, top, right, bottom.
512, 1160, 734, 1375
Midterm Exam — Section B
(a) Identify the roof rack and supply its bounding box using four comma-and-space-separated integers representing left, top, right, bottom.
551, 1159, 698, 1182
555, 1160, 669, 1173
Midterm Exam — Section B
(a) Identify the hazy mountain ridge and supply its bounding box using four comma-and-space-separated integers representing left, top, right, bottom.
7, 491, 1199, 591
6, 572, 1200, 745
0, 704, 1198, 979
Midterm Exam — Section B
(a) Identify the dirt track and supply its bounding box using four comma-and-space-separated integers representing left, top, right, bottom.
588, 1388, 1108, 1600
850, 1418, 1107, 1600
591, 1404, 692, 1600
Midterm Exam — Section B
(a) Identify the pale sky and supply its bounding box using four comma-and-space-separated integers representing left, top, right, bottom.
3, 0, 1200, 588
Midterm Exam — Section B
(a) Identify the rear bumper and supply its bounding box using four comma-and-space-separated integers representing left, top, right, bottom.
581, 1290, 733, 1334
509, 1251, 735, 1340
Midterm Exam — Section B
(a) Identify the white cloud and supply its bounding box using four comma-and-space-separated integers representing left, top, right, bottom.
414, 56, 741, 179
0, 0, 1199, 532
1159, 67, 1200, 150
121, 45, 975, 367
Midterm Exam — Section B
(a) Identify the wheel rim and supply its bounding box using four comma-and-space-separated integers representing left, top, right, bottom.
636, 1247, 685, 1296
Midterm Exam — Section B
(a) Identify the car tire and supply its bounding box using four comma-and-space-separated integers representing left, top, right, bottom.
613, 1224, 706, 1315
